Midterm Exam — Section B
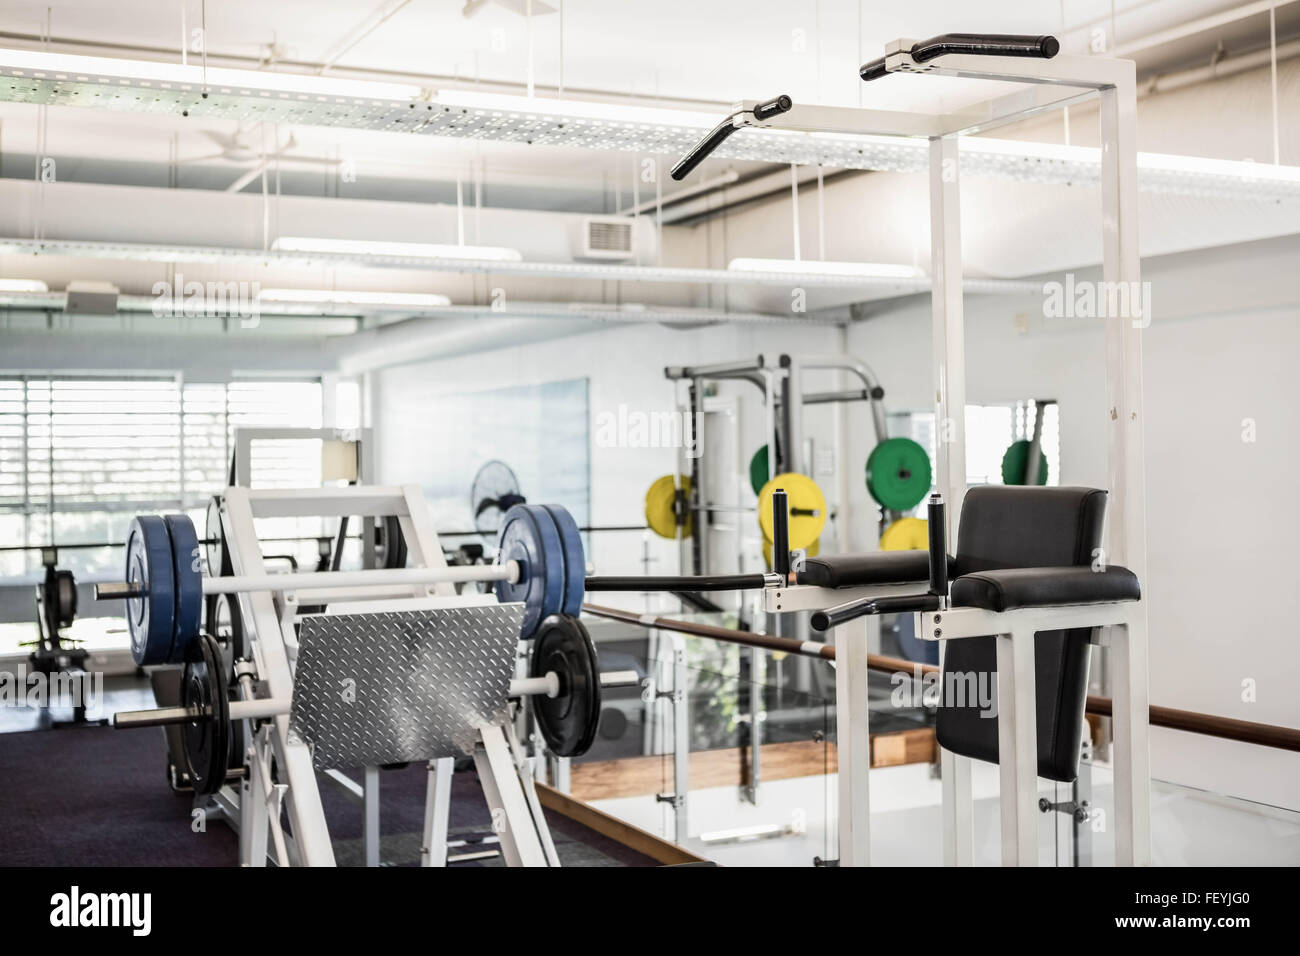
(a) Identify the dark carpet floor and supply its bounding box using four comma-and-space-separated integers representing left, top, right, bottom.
0, 725, 657, 867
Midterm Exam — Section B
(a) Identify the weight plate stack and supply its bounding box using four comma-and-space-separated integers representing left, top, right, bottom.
748, 445, 770, 496
1000, 439, 1049, 485
530, 615, 601, 758
164, 514, 203, 664
125, 515, 176, 667
757, 472, 827, 551
495, 504, 565, 640
866, 437, 933, 512
541, 504, 586, 617
181, 632, 230, 796
644, 474, 691, 539
880, 516, 929, 551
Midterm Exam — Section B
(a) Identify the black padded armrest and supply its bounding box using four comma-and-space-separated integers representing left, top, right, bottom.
797, 551, 954, 589
950, 566, 1140, 612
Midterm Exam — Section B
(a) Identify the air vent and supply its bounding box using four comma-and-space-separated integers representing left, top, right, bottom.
577, 216, 635, 260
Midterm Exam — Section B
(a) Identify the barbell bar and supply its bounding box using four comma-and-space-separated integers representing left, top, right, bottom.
95, 561, 522, 602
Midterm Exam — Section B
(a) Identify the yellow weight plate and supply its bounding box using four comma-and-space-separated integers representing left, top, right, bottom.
644, 474, 691, 539
880, 517, 928, 551
762, 536, 819, 570
757, 472, 827, 551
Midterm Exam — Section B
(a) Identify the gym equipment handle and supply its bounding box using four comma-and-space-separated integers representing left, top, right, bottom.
927, 493, 947, 596
772, 488, 790, 576
860, 33, 1060, 81
584, 572, 778, 592
810, 593, 941, 632
670, 94, 792, 181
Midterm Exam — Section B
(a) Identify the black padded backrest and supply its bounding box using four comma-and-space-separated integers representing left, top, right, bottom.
935, 486, 1106, 782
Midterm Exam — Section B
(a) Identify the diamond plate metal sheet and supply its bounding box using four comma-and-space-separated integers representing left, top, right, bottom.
289, 603, 523, 769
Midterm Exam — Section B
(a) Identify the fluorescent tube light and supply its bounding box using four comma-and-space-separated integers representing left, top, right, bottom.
0, 278, 49, 292
271, 237, 523, 262
258, 288, 451, 307
727, 258, 925, 280
435, 88, 719, 129
0, 47, 423, 100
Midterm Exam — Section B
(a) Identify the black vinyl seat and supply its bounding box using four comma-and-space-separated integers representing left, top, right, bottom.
938, 486, 1139, 782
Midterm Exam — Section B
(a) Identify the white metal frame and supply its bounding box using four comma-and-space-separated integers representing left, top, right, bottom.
207, 483, 560, 866
738, 42, 1150, 868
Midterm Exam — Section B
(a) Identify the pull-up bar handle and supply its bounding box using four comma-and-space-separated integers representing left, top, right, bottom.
860, 33, 1060, 82
670, 94, 793, 181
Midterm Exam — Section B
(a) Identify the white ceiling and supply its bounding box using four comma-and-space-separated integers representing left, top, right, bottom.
0, 0, 1284, 198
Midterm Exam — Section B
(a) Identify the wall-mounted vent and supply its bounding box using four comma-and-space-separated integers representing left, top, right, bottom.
577, 216, 635, 260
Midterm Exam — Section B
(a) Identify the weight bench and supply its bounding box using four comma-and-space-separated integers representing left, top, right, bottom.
808, 485, 1144, 865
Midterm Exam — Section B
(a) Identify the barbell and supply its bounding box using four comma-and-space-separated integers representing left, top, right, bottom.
113, 614, 632, 792
101, 502, 590, 667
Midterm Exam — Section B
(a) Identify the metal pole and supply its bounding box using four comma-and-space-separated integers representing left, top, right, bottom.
929, 134, 974, 867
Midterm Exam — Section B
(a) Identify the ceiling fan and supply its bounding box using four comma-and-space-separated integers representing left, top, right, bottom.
178, 126, 343, 192
462, 0, 557, 17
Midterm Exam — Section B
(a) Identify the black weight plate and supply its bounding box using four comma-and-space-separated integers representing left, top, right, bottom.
181, 632, 229, 796
530, 614, 601, 757
377, 515, 408, 569
205, 496, 230, 578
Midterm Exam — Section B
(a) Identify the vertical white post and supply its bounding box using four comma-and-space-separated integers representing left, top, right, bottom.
421, 757, 453, 867
1099, 66, 1151, 867
996, 629, 1040, 866
363, 765, 381, 867
834, 617, 871, 866
929, 134, 973, 866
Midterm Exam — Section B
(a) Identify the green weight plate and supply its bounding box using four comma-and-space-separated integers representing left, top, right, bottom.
164, 514, 203, 664
125, 515, 176, 667
866, 437, 933, 512
1001, 439, 1049, 485
530, 615, 601, 758
749, 445, 770, 496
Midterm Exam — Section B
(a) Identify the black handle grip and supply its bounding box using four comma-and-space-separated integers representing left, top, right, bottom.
860, 33, 1059, 82
927, 493, 947, 596
752, 93, 793, 121
670, 120, 739, 181
585, 573, 768, 592
772, 488, 790, 576
811, 593, 941, 632
670, 95, 793, 181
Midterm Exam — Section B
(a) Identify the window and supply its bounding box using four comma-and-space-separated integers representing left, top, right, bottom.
888, 400, 1061, 494
0, 376, 323, 581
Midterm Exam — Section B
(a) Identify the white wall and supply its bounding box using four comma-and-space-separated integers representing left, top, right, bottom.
373, 319, 848, 602
839, 237, 1300, 811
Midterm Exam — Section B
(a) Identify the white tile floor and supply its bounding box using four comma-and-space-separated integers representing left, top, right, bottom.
593, 760, 1300, 866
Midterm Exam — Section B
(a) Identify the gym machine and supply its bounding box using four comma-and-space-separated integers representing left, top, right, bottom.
668, 29, 1152, 866
26, 549, 105, 727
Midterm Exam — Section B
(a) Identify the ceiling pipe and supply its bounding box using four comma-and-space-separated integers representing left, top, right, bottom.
1141, 36, 1300, 97
332, 313, 598, 375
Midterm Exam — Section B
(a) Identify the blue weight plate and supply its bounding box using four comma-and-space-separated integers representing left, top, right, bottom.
525, 505, 567, 623
496, 505, 566, 640
164, 514, 204, 663
126, 515, 175, 666
541, 504, 586, 616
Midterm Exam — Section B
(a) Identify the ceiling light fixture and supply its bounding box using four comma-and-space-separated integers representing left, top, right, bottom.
271, 237, 523, 262
0, 278, 49, 292
258, 288, 452, 308
727, 258, 925, 280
